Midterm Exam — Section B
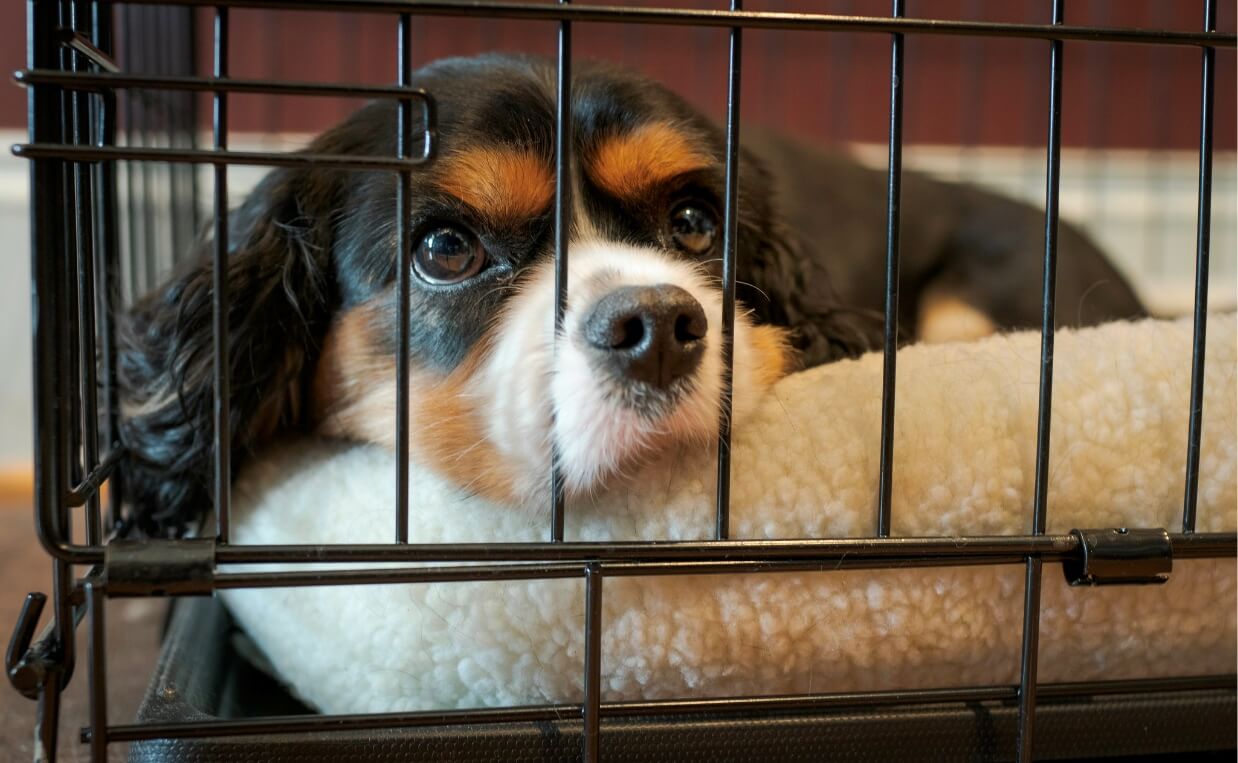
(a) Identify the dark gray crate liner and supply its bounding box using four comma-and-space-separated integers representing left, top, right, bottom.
129, 596, 1237, 762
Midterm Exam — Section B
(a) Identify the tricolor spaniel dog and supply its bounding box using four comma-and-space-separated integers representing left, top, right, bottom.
119, 53, 1144, 536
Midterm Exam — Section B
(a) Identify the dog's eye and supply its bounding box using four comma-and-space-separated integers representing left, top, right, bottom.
412, 226, 486, 285
669, 204, 718, 254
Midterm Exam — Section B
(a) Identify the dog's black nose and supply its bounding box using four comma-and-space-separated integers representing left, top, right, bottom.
583, 285, 707, 388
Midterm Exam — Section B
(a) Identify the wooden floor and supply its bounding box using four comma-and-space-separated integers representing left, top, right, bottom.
0, 504, 163, 762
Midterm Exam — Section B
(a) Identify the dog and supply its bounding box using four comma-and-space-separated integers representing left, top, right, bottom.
118, 53, 1145, 536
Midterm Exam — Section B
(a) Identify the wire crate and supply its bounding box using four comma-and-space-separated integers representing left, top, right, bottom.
7, 0, 1237, 761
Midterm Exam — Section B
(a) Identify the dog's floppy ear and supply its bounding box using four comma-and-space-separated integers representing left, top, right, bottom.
735, 149, 885, 368
118, 166, 338, 537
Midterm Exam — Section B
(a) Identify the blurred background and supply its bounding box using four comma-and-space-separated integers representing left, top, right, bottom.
0, 0, 1235, 474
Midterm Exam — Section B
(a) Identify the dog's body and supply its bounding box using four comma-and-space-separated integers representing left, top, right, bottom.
750, 129, 1144, 341
118, 53, 1144, 535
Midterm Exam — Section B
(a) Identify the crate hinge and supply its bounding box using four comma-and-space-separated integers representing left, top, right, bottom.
104, 538, 216, 597
1062, 527, 1172, 586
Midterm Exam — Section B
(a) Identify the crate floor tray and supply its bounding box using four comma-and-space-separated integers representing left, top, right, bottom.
127, 596, 1237, 762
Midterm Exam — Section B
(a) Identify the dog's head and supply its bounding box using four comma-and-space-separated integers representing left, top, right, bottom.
119, 53, 804, 534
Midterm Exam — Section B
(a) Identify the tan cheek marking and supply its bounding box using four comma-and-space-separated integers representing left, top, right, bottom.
311, 305, 382, 430
409, 341, 523, 504
435, 147, 553, 223
747, 324, 796, 389
917, 290, 998, 344
311, 307, 520, 504
590, 122, 713, 201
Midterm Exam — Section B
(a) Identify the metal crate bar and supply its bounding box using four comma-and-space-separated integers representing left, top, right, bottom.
15, 69, 443, 100
67, 0, 104, 547
60, 28, 119, 73
606, 674, 1238, 715
60, 7, 84, 528
394, 12, 414, 543
213, 563, 586, 589
206, 554, 1069, 591
1016, 1, 1065, 759
12, 142, 435, 169
26, 2, 78, 758
28, 522, 1238, 569
204, 540, 1237, 591
88, 0, 123, 534
208, 531, 1236, 565
1182, 0, 1218, 535
86, 674, 1237, 744
582, 563, 603, 761
85, 581, 106, 763
549, 0, 571, 543
118, 6, 140, 299
875, 0, 904, 539
212, 5, 231, 544
64, 448, 121, 508
109, 1, 1237, 48
713, 0, 741, 540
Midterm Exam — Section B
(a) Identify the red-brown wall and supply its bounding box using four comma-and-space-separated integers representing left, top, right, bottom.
3, 0, 1235, 150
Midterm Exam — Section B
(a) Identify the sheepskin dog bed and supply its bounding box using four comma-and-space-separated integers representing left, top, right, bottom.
221, 315, 1237, 715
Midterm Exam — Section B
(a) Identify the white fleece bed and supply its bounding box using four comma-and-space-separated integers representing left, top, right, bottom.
221, 315, 1237, 715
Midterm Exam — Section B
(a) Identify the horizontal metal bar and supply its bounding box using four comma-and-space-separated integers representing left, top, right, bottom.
214, 563, 586, 589
212, 532, 1236, 565
610, 675, 1238, 716
216, 534, 1077, 563
207, 556, 1042, 593
86, 674, 1237, 743
113, 533, 1230, 594
32, 531, 1238, 572
64, 448, 121, 508
15, 69, 434, 100
1167, 532, 1235, 556
91, 705, 573, 743
12, 143, 431, 169
108, 1, 1236, 48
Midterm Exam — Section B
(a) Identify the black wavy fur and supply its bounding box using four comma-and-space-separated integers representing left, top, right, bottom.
118, 163, 340, 537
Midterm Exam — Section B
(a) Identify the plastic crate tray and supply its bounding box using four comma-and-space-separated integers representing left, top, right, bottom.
128, 596, 1236, 762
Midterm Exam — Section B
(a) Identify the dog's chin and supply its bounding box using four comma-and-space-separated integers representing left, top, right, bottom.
549, 353, 722, 499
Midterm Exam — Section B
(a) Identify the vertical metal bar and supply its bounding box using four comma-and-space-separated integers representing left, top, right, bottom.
1016, 558, 1044, 758
92, 0, 122, 531
138, 10, 156, 294
395, 12, 413, 543
714, 0, 742, 541
212, 6, 231, 543
550, 0, 572, 542
69, 0, 102, 546
876, 0, 904, 539
86, 581, 107, 763
188, 9, 201, 241
161, 5, 181, 277
121, 8, 139, 302
582, 563, 603, 762
59, 0, 83, 514
1181, 0, 1216, 535
35, 671, 63, 763
1016, 2, 1064, 760
29, 1, 72, 756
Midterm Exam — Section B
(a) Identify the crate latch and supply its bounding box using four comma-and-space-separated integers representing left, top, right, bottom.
1062, 528, 1172, 586
104, 538, 216, 597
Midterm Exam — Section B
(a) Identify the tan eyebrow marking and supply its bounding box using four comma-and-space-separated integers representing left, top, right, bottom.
435, 147, 554, 223
589, 122, 714, 200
